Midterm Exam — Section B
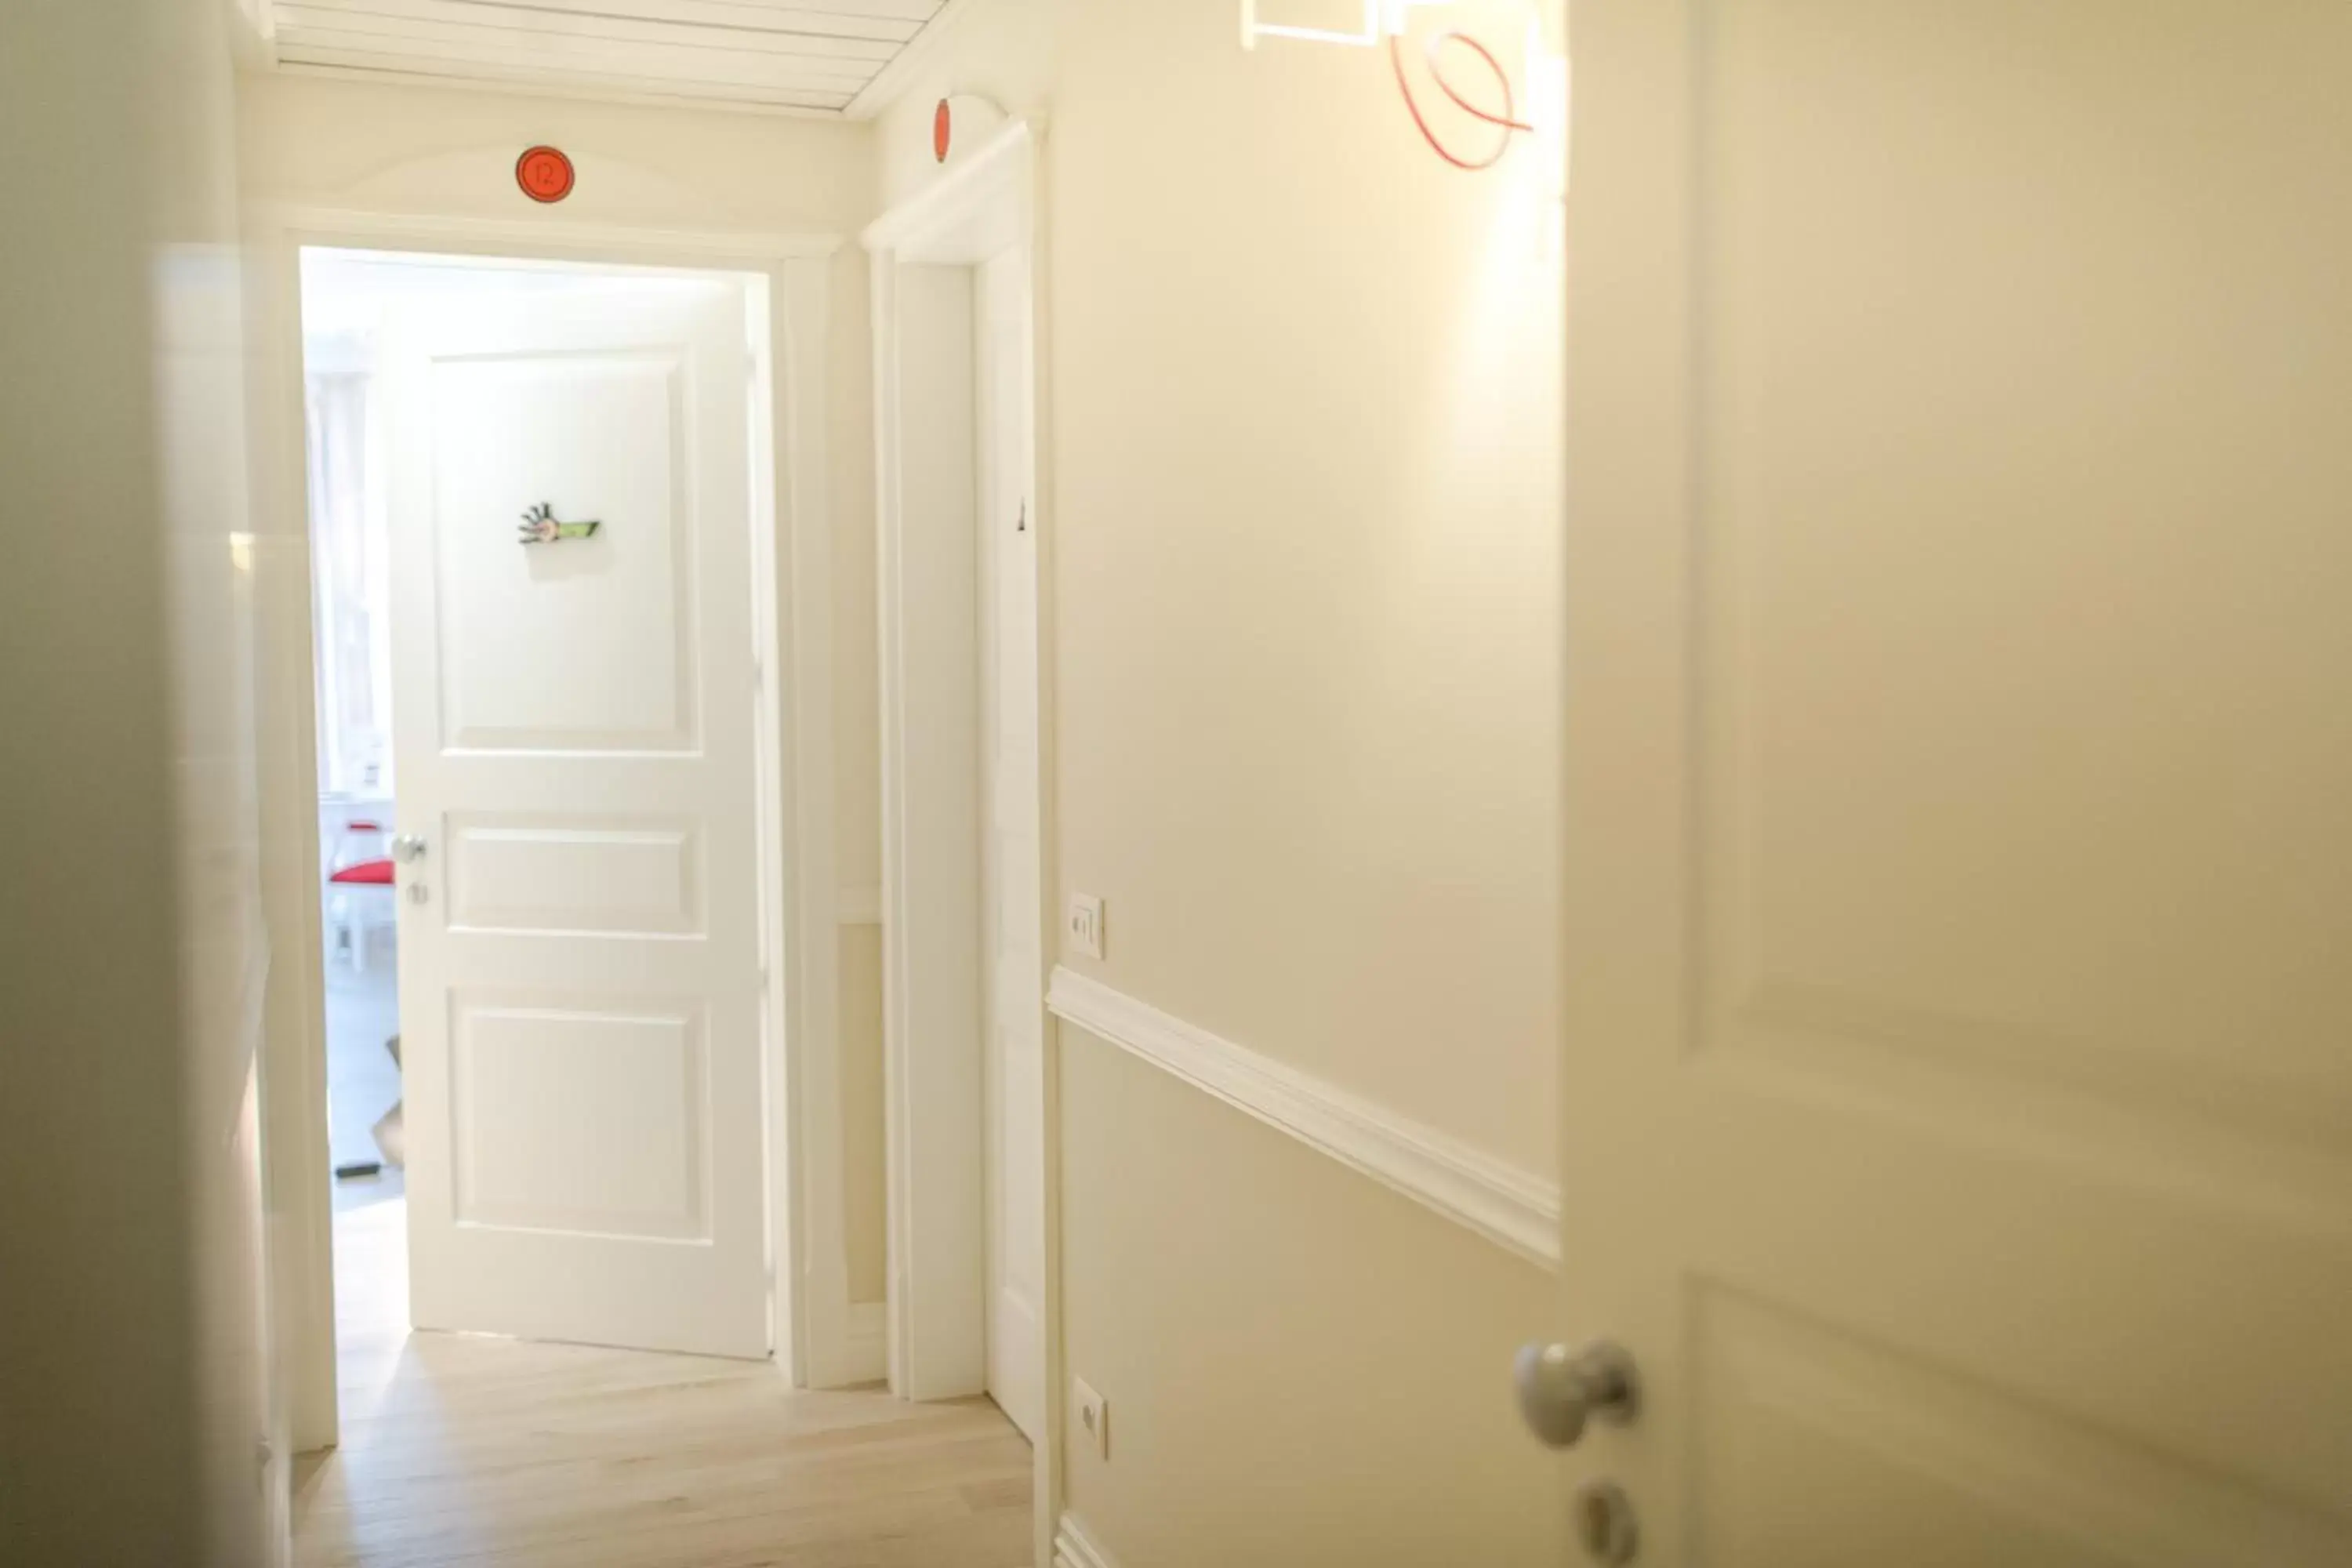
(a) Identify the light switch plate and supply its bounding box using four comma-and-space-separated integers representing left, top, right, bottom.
1067, 893, 1105, 960
1073, 1376, 1110, 1461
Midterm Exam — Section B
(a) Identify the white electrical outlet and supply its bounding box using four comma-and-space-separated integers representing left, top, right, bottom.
1067, 893, 1105, 960
1072, 1376, 1110, 1461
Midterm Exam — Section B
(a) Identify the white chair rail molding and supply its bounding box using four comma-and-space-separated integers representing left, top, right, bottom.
1044, 967, 1559, 1269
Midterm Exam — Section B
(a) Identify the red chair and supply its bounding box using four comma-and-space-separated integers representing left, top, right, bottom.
327, 818, 397, 972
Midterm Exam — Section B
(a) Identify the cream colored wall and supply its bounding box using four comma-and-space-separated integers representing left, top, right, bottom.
231, 73, 896, 1336
165, 8, 278, 1552
2, 0, 277, 1561
885, 0, 1559, 1171
1062, 1029, 1559, 1565
873, 0, 1563, 1556
1051, 0, 1560, 1171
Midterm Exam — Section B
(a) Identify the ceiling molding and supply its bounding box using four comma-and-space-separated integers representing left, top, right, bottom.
840, 0, 978, 122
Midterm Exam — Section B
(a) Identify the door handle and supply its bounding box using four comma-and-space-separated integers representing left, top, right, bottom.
390, 834, 428, 863
1515, 1340, 1639, 1448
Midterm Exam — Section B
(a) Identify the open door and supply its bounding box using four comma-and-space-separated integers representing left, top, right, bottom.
383, 269, 771, 1360
977, 245, 1046, 1443
1540, 0, 2352, 1559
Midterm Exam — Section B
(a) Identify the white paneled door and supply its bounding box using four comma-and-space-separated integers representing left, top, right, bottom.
976, 248, 1045, 1443
384, 270, 769, 1359
1551, 0, 2352, 1562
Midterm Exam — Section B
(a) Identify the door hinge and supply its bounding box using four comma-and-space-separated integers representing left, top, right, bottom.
1017, 499, 1028, 533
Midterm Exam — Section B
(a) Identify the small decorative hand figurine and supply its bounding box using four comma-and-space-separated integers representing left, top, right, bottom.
519, 502, 601, 544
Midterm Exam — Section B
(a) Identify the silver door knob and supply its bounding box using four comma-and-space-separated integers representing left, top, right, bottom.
390, 834, 427, 863
1514, 1340, 1638, 1448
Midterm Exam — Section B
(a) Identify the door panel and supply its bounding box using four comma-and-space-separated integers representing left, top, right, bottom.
978, 249, 1046, 1442
1686, 1287, 2344, 1567
429, 354, 698, 753
448, 998, 708, 1240
1561, 0, 2352, 1559
441, 813, 704, 936
387, 273, 768, 1360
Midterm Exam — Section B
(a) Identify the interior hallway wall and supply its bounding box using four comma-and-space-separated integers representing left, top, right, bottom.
232, 74, 894, 1446
2, 0, 278, 1561
873, 1, 1563, 1559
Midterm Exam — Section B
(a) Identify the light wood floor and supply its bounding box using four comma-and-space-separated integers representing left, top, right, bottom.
295, 1194, 1033, 1567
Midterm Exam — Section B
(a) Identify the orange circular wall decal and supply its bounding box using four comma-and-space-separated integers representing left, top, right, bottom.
934, 100, 952, 164
515, 145, 575, 204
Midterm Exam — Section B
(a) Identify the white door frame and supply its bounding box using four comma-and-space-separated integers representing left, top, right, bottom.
243, 203, 862, 1452
863, 120, 1060, 1558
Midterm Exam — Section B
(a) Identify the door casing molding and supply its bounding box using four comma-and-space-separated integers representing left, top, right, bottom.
862, 119, 1061, 1566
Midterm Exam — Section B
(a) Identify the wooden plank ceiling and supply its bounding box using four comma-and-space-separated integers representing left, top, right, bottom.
270, 0, 950, 114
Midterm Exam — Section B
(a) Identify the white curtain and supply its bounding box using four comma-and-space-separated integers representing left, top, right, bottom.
304, 371, 392, 797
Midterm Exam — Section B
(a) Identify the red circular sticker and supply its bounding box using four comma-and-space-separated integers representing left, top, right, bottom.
515, 145, 575, 204
933, 100, 952, 164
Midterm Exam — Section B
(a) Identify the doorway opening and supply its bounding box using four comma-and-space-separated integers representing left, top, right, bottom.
278, 234, 1035, 1567
303, 253, 408, 1357
298, 245, 786, 1362
866, 122, 1051, 1459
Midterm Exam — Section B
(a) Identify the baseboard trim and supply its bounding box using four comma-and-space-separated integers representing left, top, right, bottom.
1054, 1513, 1119, 1568
1046, 968, 1559, 1269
